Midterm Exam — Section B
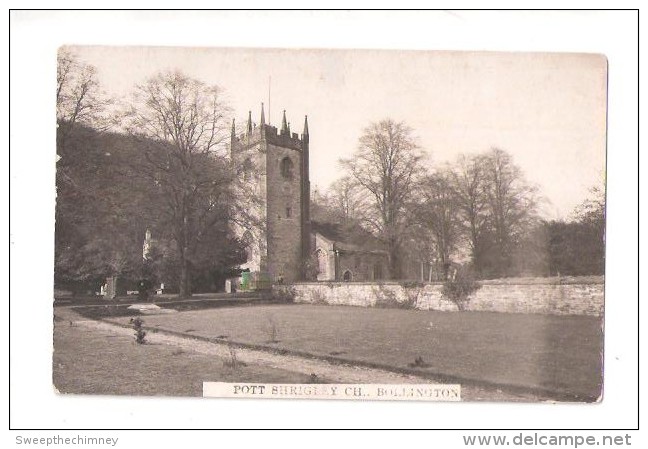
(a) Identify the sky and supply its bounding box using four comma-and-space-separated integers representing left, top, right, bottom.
71, 45, 607, 220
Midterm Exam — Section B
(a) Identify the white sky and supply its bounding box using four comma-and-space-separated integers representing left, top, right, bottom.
71, 46, 607, 220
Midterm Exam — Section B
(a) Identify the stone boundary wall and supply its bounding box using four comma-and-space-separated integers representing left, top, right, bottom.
276, 276, 604, 316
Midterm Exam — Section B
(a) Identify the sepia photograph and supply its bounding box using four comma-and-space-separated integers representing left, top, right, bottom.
51, 45, 607, 404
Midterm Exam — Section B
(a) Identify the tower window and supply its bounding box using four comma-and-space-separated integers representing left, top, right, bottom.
285, 207, 292, 218
280, 156, 294, 179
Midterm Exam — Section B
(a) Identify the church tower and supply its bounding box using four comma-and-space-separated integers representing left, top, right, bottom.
230, 104, 311, 282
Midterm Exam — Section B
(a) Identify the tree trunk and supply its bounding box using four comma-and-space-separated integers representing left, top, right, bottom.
388, 243, 400, 280
179, 258, 191, 298
178, 200, 192, 298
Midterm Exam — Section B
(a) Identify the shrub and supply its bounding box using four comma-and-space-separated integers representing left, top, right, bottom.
401, 281, 424, 309
373, 284, 420, 309
303, 253, 320, 281
408, 356, 432, 368
310, 289, 328, 305
223, 344, 245, 369
272, 285, 297, 303
266, 315, 280, 343
400, 280, 424, 289
129, 317, 147, 344
441, 272, 481, 311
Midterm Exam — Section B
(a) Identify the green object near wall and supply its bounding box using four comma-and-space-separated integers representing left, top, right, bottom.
241, 272, 250, 291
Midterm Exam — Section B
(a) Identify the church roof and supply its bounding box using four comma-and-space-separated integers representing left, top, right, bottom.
311, 220, 387, 254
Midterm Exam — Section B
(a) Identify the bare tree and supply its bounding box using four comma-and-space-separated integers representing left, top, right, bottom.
56, 48, 112, 147
416, 169, 462, 279
124, 70, 233, 298
482, 148, 539, 277
451, 154, 491, 275
327, 176, 368, 223
341, 119, 424, 279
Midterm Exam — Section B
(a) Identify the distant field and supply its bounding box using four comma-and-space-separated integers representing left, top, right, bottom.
112, 304, 603, 400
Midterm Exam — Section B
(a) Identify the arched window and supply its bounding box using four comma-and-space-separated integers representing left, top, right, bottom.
343, 270, 352, 282
280, 156, 294, 179
242, 231, 253, 261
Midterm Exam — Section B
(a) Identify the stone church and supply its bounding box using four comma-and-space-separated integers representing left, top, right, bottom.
230, 104, 311, 284
231, 104, 388, 285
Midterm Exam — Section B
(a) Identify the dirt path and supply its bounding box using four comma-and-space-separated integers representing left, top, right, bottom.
54, 307, 539, 401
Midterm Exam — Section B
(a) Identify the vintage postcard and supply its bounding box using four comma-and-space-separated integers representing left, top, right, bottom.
53, 46, 606, 403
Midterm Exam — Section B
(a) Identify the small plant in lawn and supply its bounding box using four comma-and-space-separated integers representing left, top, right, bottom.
266, 315, 280, 344
307, 373, 322, 384
129, 317, 147, 344
223, 344, 246, 369
441, 271, 481, 311
408, 356, 432, 368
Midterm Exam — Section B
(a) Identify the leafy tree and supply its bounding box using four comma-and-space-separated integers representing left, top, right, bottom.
546, 185, 605, 276
123, 70, 234, 298
54, 126, 158, 291
55, 51, 127, 292
574, 185, 605, 229
340, 119, 425, 279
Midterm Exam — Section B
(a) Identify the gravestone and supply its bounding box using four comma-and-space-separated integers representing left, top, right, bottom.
104, 276, 118, 300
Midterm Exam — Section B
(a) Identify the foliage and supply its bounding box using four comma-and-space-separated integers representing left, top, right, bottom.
309, 289, 329, 305
302, 252, 320, 281
223, 344, 245, 369
306, 373, 323, 384
55, 126, 159, 287
408, 356, 432, 368
372, 284, 419, 309
129, 317, 147, 344
55, 65, 247, 296
441, 272, 481, 311
401, 281, 425, 309
55, 51, 141, 289
510, 222, 551, 277
271, 286, 297, 303
266, 316, 280, 344
545, 186, 605, 276
400, 280, 424, 289
123, 70, 234, 298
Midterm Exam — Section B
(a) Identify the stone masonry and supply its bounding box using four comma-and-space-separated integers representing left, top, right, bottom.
277, 276, 604, 316
231, 105, 311, 283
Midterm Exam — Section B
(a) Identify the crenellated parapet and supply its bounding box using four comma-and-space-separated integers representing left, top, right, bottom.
230, 102, 311, 282
231, 105, 307, 154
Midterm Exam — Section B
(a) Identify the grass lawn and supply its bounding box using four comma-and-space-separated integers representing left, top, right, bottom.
53, 315, 316, 396
113, 304, 603, 401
